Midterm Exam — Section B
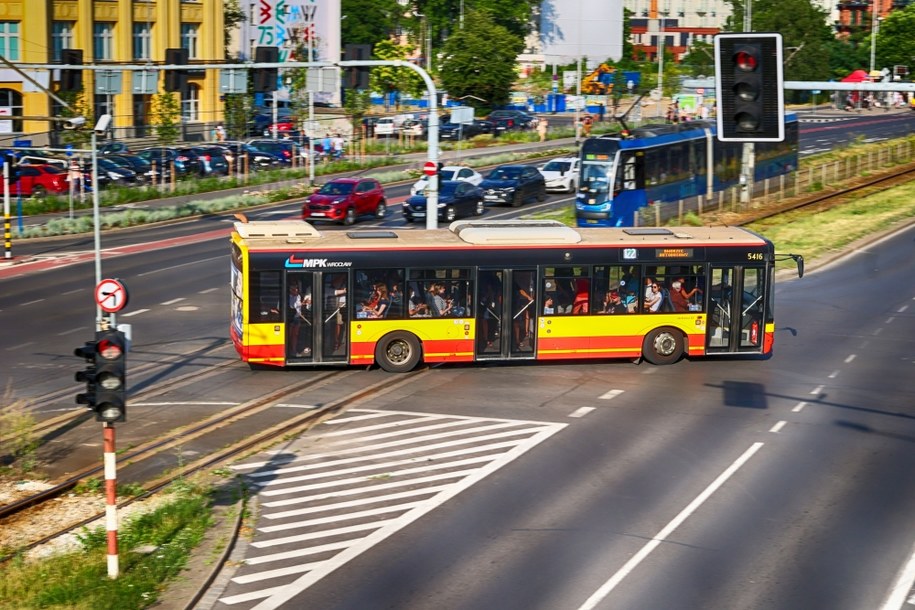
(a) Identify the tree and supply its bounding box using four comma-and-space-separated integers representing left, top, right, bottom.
681, 40, 715, 78
370, 39, 427, 110
873, 4, 915, 74
342, 0, 404, 46
438, 9, 524, 110
151, 92, 182, 145
224, 0, 246, 58
223, 93, 254, 140
723, 0, 835, 82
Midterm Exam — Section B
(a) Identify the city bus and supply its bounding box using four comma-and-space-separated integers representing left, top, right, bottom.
230, 219, 803, 372
576, 114, 799, 227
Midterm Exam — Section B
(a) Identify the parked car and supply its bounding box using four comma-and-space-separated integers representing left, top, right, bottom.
98, 141, 131, 156
538, 157, 580, 193
182, 146, 231, 176
410, 165, 483, 196
401, 118, 428, 138
302, 177, 387, 225
247, 139, 310, 164
91, 157, 139, 188
214, 142, 283, 171
479, 164, 546, 207
373, 117, 398, 137
438, 119, 492, 141
248, 109, 295, 136
106, 154, 166, 184
134, 147, 193, 178
487, 109, 538, 129
10, 164, 69, 197
403, 180, 486, 223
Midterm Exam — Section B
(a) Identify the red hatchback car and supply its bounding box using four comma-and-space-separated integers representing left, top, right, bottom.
12, 165, 69, 197
302, 177, 387, 225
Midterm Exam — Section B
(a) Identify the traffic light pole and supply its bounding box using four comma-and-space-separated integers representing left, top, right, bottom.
103, 422, 120, 579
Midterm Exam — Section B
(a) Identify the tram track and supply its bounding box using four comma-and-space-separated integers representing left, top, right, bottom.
0, 366, 429, 560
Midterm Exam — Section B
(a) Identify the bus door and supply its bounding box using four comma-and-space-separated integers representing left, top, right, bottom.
319, 271, 349, 362
706, 266, 766, 353
475, 268, 537, 359
285, 272, 315, 363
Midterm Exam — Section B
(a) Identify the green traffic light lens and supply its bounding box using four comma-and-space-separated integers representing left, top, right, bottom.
734, 82, 759, 102
735, 112, 760, 131
98, 373, 122, 391
98, 405, 124, 422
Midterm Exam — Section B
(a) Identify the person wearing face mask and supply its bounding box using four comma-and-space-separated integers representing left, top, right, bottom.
669, 278, 702, 312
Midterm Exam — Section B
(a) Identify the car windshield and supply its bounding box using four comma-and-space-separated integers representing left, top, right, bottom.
44, 166, 65, 174
489, 168, 521, 180
318, 182, 354, 195
543, 161, 571, 172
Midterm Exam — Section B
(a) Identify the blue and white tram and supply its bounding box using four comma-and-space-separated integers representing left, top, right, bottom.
575, 114, 799, 227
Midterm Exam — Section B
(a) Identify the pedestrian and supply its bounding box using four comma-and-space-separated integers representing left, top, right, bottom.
597, 103, 605, 122
214, 123, 226, 142
582, 114, 593, 137
537, 119, 548, 142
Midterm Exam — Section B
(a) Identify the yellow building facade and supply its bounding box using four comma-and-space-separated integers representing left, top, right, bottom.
0, 0, 225, 142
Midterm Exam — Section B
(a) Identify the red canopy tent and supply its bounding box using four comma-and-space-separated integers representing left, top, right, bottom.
841, 69, 871, 82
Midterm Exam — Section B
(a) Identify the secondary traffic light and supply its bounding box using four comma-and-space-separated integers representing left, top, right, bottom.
714, 33, 785, 142
74, 338, 98, 410
253, 46, 279, 93
92, 329, 127, 423
60, 48, 83, 93
343, 44, 371, 90
164, 47, 189, 94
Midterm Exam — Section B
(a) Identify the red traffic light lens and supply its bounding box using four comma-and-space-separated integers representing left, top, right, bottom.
735, 51, 758, 71
97, 339, 123, 360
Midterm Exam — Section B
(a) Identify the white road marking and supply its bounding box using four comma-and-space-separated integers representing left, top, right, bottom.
121, 308, 149, 317
599, 389, 625, 400
810, 385, 824, 395
880, 540, 915, 610
769, 421, 787, 433
898, 305, 908, 313
219, 409, 565, 610
161, 298, 185, 305
845, 354, 856, 363
828, 370, 839, 379
569, 407, 595, 418
792, 402, 807, 413
577, 442, 765, 610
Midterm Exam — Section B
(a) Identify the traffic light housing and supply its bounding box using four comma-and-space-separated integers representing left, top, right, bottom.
164, 47, 189, 94
253, 46, 279, 93
343, 44, 371, 90
714, 33, 784, 142
60, 48, 83, 93
92, 329, 127, 423
75, 339, 98, 410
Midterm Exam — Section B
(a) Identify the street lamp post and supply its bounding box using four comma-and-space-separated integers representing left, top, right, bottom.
869, 7, 882, 75
657, 13, 666, 117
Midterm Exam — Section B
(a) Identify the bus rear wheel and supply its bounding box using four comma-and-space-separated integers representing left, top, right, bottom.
642, 327, 684, 365
375, 331, 422, 372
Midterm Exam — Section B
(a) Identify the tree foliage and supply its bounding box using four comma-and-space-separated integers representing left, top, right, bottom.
342, 0, 404, 46
370, 39, 427, 109
151, 93, 182, 145
723, 0, 835, 82
437, 9, 524, 110
873, 4, 915, 74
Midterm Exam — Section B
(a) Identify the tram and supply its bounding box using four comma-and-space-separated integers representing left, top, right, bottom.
575, 114, 799, 227
230, 219, 802, 372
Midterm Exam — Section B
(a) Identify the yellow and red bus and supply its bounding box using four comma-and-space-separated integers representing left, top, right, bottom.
230, 219, 802, 372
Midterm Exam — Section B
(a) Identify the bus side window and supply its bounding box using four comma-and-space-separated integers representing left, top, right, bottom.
250, 271, 281, 322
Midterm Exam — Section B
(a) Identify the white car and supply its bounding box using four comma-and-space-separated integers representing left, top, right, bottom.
410, 165, 483, 195
538, 157, 580, 193
374, 117, 398, 137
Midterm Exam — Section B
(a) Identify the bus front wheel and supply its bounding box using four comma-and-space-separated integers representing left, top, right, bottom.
642, 327, 684, 365
375, 331, 422, 372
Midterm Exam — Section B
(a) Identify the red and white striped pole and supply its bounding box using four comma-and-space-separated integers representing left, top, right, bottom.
103, 422, 120, 578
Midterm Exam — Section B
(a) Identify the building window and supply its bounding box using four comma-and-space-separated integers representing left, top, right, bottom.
51, 22, 75, 62
133, 23, 152, 60
0, 22, 21, 61
181, 24, 199, 59
94, 23, 115, 60
0, 88, 24, 133
182, 84, 200, 121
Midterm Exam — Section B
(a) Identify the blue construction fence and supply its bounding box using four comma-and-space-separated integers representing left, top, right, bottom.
370, 93, 618, 115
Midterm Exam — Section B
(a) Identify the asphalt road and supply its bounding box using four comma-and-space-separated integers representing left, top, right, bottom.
1, 116, 914, 610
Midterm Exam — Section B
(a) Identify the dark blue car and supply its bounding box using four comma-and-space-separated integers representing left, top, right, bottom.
402, 180, 486, 223
479, 164, 546, 207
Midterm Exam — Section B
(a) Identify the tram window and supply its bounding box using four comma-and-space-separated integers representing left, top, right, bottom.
617, 153, 639, 191
250, 270, 282, 322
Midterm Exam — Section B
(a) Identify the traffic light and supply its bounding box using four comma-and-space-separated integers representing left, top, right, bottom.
92, 329, 127, 423
60, 49, 83, 93
343, 44, 371, 90
714, 33, 785, 142
74, 338, 98, 410
253, 46, 279, 93
164, 47, 189, 94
